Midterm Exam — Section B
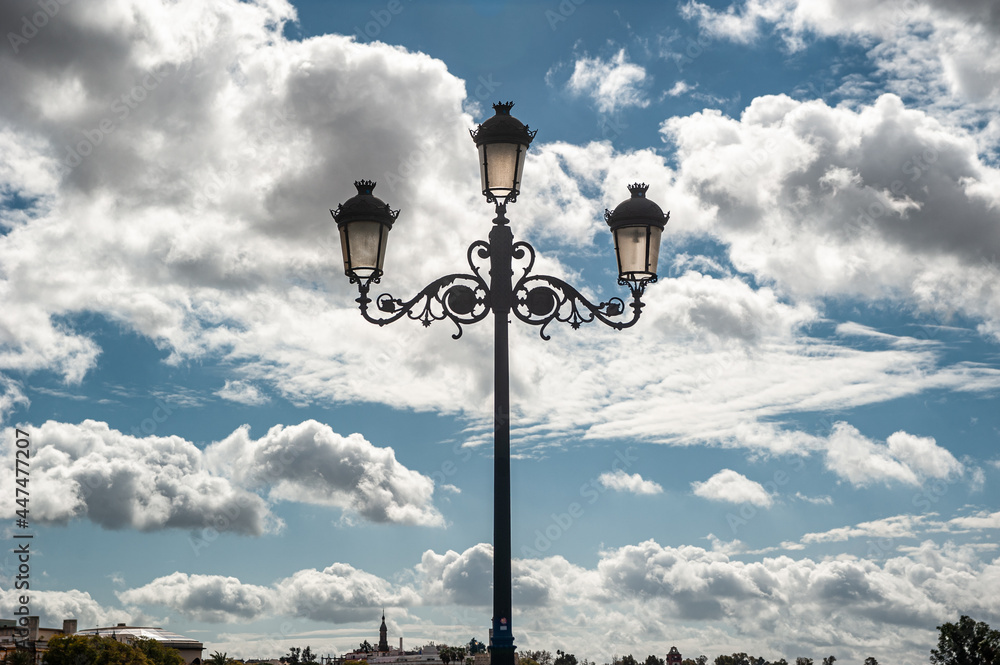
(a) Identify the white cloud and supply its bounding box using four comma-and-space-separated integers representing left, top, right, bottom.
275, 563, 418, 623
678, 0, 1000, 106
793, 492, 833, 505
0, 588, 149, 630
799, 514, 930, 544
666, 80, 695, 97
416, 543, 494, 606
886, 430, 964, 478
116, 564, 417, 626
0, 419, 441, 531
564, 48, 650, 114
661, 93, 1000, 337
598, 469, 664, 495
204, 420, 443, 527
0, 420, 278, 534
824, 422, 963, 487
117, 573, 274, 623
215, 380, 270, 405
0, 377, 28, 424
679, 0, 783, 44
782, 509, 1000, 549
691, 469, 773, 507
33, 530, 1000, 663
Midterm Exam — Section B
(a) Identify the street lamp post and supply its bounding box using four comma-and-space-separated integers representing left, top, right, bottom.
332, 102, 669, 665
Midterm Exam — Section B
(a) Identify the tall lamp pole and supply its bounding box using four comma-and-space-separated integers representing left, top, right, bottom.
332, 102, 669, 665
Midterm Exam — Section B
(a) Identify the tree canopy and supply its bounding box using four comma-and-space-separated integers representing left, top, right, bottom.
930, 615, 1000, 665
44, 635, 160, 665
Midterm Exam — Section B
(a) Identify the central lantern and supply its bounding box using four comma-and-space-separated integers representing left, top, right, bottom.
470, 101, 537, 204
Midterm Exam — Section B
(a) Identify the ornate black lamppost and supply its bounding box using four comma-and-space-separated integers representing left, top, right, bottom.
331, 102, 669, 665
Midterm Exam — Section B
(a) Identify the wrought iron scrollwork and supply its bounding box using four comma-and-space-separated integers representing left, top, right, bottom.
353, 234, 645, 340
510, 240, 645, 340
356, 240, 492, 339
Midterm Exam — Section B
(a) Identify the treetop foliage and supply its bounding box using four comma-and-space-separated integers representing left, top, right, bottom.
43, 635, 182, 665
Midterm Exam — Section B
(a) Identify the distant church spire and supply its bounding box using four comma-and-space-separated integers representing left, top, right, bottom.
378, 610, 390, 652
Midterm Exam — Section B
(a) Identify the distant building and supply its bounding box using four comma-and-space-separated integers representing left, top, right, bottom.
377, 614, 390, 653
336, 615, 441, 665
0, 617, 78, 664
666, 647, 682, 665
75, 624, 204, 665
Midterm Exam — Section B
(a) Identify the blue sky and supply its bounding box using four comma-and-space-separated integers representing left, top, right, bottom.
1, 0, 1000, 664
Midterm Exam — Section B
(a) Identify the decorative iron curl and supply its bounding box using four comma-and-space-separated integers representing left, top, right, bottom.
355, 240, 492, 339
513, 270, 645, 340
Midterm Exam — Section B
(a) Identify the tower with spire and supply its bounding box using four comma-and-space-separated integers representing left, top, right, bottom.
377, 610, 390, 653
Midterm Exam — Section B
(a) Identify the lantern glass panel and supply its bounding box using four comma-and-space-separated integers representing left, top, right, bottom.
340, 221, 388, 279
614, 225, 662, 279
479, 142, 524, 200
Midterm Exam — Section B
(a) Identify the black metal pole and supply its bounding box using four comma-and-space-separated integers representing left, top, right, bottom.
489, 205, 515, 665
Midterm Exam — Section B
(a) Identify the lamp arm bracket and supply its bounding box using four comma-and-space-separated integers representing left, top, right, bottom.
512, 272, 645, 340
355, 240, 493, 339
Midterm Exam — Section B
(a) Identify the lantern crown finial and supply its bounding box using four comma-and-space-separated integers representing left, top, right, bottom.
627, 182, 649, 198
354, 179, 377, 195
492, 101, 515, 115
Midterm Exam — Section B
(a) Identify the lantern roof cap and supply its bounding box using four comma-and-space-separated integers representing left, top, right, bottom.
604, 183, 669, 230
471, 101, 538, 146
331, 180, 399, 227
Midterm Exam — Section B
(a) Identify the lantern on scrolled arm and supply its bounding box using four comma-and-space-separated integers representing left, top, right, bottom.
331, 180, 399, 283
470, 101, 537, 204
605, 183, 669, 287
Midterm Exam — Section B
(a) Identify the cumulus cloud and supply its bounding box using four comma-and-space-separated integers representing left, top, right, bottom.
117, 573, 273, 623
824, 422, 963, 487
691, 469, 773, 507
661, 93, 1000, 338
116, 564, 416, 625
598, 469, 664, 495
0, 419, 441, 531
0, 588, 147, 629
204, 420, 443, 526
35, 530, 1000, 663
591, 538, 1000, 658
563, 48, 650, 113
0, 420, 277, 534
275, 563, 417, 623
678, 0, 1000, 105
417, 543, 494, 606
